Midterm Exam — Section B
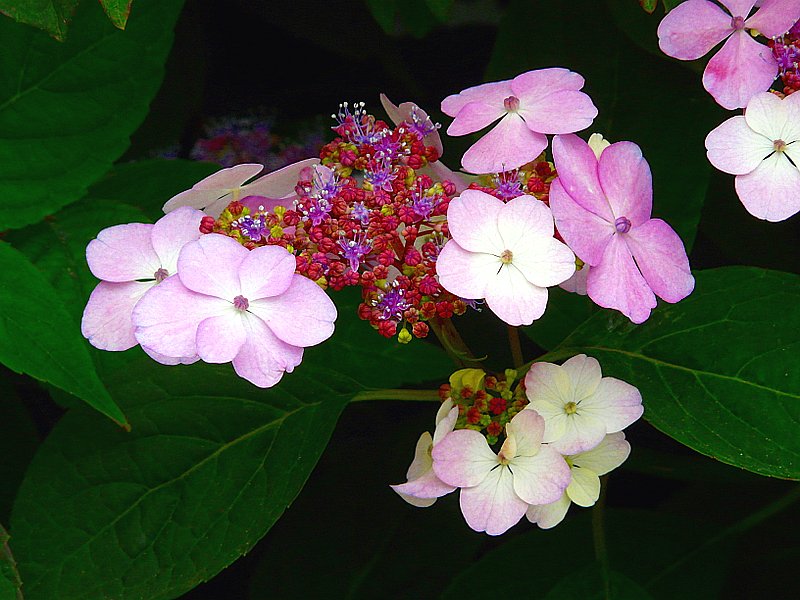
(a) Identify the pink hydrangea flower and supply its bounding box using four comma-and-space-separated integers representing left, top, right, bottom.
549, 134, 694, 324
524, 354, 643, 455
658, 0, 800, 109
436, 190, 576, 326
390, 399, 459, 507
132, 234, 337, 388
527, 432, 631, 529
162, 159, 320, 218
81, 206, 205, 360
705, 91, 800, 221
440, 68, 598, 174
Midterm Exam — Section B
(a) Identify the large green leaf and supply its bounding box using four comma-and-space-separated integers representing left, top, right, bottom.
543, 267, 800, 480
0, 0, 79, 40
99, 0, 133, 29
0, 0, 183, 230
0, 241, 125, 425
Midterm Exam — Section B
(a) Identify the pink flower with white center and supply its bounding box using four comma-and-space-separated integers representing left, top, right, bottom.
705, 91, 800, 221
440, 68, 598, 174
549, 134, 694, 324
132, 234, 337, 388
436, 190, 576, 326
432, 410, 570, 536
524, 355, 643, 455
81, 206, 205, 361
657, 0, 800, 109
527, 432, 631, 529
390, 399, 459, 507
162, 158, 320, 218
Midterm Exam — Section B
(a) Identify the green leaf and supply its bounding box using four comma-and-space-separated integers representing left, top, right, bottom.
365, 0, 396, 33
424, 0, 452, 21
0, 241, 125, 425
544, 565, 653, 600
525, 287, 599, 351
11, 297, 452, 599
99, 0, 132, 29
639, 0, 658, 13
0, 0, 79, 40
546, 267, 800, 480
0, 382, 40, 521
0, 0, 184, 230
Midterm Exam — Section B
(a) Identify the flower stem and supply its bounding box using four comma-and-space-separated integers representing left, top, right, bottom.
592, 475, 611, 599
0, 522, 23, 600
429, 317, 483, 369
507, 325, 524, 369
350, 389, 441, 403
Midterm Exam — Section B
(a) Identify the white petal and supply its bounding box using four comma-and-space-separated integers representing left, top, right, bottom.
510, 236, 576, 289
506, 409, 545, 456
566, 466, 601, 507
572, 432, 631, 475
432, 406, 459, 445
459, 467, 528, 536
735, 152, 800, 222
511, 445, 571, 505
436, 241, 502, 300
431, 429, 498, 488
406, 431, 433, 481
561, 354, 602, 400
549, 412, 608, 455
484, 264, 548, 326
526, 492, 572, 529
579, 377, 645, 433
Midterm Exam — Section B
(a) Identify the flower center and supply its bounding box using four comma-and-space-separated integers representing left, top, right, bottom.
564, 401, 578, 414
153, 268, 169, 283
731, 15, 745, 30
774, 139, 787, 152
500, 249, 514, 264
233, 295, 249, 311
615, 216, 632, 234
503, 95, 520, 112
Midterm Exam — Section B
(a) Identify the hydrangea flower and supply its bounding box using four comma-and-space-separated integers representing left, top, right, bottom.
549, 134, 694, 324
391, 399, 459, 507
432, 409, 570, 536
705, 91, 800, 221
657, 0, 800, 109
441, 68, 597, 174
524, 354, 643, 455
132, 234, 337, 388
81, 207, 205, 360
436, 189, 576, 326
162, 159, 319, 218
527, 432, 631, 529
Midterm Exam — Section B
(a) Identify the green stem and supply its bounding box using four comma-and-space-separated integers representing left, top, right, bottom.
0, 523, 23, 600
429, 317, 483, 369
592, 476, 611, 599
507, 325, 524, 369
350, 389, 441, 403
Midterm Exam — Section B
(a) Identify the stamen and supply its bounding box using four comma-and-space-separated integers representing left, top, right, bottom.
154, 268, 169, 283
731, 15, 745, 30
503, 96, 521, 112
233, 295, 249, 311
615, 216, 632, 234
500, 249, 514, 264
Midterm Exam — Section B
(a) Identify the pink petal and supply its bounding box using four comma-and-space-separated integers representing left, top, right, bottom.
657, 0, 733, 60
745, 0, 800, 37
150, 206, 204, 274
162, 164, 264, 216
497, 195, 554, 243
86, 223, 158, 282
548, 412, 609, 455
484, 264, 549, 326
506, 410, 546, 456
580, 378, 644, 434
81, 280, 153, 351
517, 90, 597, 135
598, 141, 653, 226
703, 30, 778, 110
705, 115, 775, 175
510, 68, 586, 98
177, 234, 247, 298
193, 163, 263, 190
445, 189, 505, 254
380, 95, 445, 156
195, 312, 247, 363
559, 265, 589, 295
586, 235, 657, 324
431, 429, 498, 487
242, 158, 320, 199
133, 275, 229, 360
446, 101, 507, 136
141, 345, 198, 366
526, 492, 571, 529
423, 160, 470, 193
391, 469, 456, 503
626, 219, 695, 303
745, 91, 800, 142
441, 80, 514, 117
549, 179, 615, 266
551, 134, 613, 222
379, 93, 404, 126
247, 274, 336, 347
735, 152, 800, 221
511, 446, 571, 505
231, 314, 304, 388
436, 242, 501, 300
459, 467, 528, 536
461, 114, 548, 174
238, 244, 297, 300
162, 188, 231, 218
719, 0, 756, 16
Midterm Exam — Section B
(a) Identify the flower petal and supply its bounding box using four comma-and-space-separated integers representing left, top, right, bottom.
406, 432, 434, 481
238, 244, 297, 300
551, 134, 613, 222
626, 219, 695, 304
459, 466, 528, 536
572, 432, 631, 476
526, 492, 571, 529
506, 409, 546, 456
745, 91, 800, 143
705, 115, 775, 175
441, 80, 514, 116
586, 235, 657, 324
719, 0, 756, 16
734, 152, 800, 221
517, 90, 597, 135
446, 101, 506, 136
549, 179, 615, 266
510, 68, 587, 99
566, 466, 601, 507
703, 30, 778, 110
162, 164, 264, 216
497, 195, 554, 245
744, 0, 800, 37
461, 113, 548, 174
240, 158, 320, 199
433, 405, 459, 445
86, 223, 159, 282
436, 242, 501, 300
247, 275, 336, 347
391, 469, 455, 507
598, 141, 653, 226
511, 446, 571, 505
231, 314, 304, 388
579, 378, 644, 433
559, 264, 589, 295
511, 236, 576, 289
549, 412, 608, 455
177, 234, 247, 298
657, 0, 733, 60
445, 189, 505, 254
195, 311, 247, 363
81, 281, 153, 351
484, 264, 549, 326
150, 206, 204, 274
431, 429, 498, 488
561, 354, 602, 400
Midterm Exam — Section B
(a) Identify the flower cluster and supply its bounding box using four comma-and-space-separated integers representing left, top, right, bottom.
770, 18, 800, 95
392, 356, 643, 535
